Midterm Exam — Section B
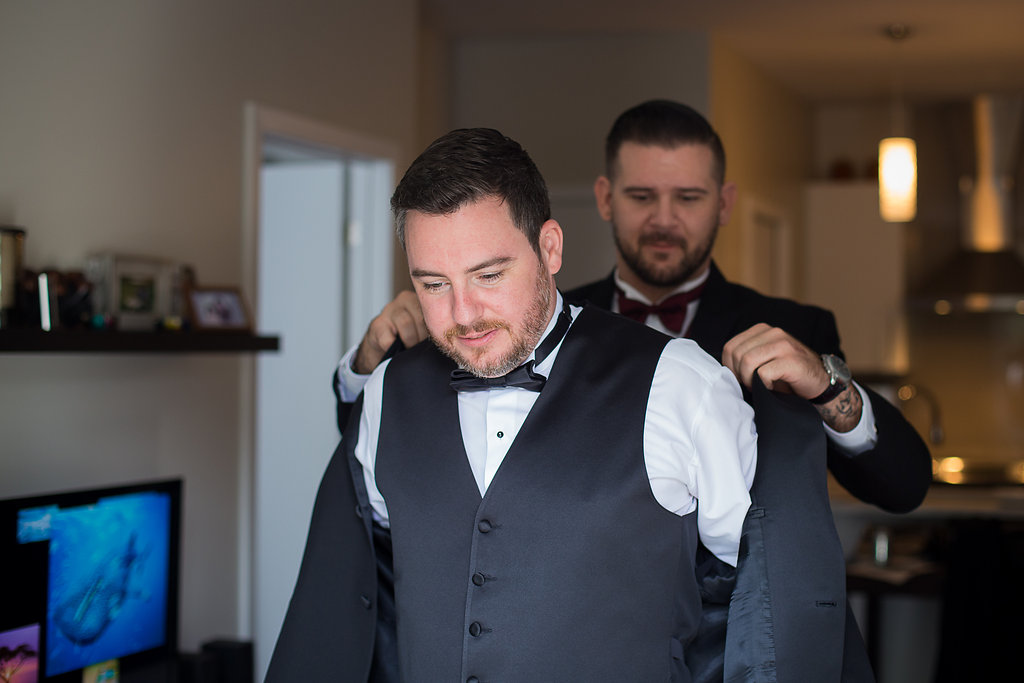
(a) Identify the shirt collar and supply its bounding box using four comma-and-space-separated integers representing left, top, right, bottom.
612, 267, 709, 306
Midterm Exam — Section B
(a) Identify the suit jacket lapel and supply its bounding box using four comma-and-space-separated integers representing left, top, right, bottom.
687, 262, 742, 361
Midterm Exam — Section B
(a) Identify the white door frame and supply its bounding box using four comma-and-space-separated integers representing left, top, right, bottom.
238, 102, 399, 642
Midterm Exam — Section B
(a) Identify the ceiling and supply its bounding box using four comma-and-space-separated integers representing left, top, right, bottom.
422, 0, 1024, 103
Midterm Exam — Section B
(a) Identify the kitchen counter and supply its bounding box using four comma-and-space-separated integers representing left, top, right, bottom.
831, 480, 1024, 521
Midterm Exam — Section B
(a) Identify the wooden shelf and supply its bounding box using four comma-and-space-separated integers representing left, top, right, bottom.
0, 328, 280, 353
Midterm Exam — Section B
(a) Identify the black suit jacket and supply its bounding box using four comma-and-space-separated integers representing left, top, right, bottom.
270, 349, 876, 682
273, 266, 929, 682
713, 376, 875, 682
565, 262, 932, 513
265, 395, 399, 683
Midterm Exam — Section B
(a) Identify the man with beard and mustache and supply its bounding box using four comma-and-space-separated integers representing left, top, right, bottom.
567, 101, 933, 681
270, 127, 757, 682
574, 100, 930, 511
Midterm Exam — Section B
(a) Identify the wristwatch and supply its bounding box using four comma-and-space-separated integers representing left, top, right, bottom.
809, 353, 851, 405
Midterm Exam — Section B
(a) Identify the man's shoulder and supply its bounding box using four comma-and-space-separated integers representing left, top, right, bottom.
569, 304, 675, 360
714, 274, 835, 329
379, 338, 448, 381
704, 266, 841, 355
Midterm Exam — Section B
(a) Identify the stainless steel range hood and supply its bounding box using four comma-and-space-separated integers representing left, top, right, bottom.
912, 94, 1024, 314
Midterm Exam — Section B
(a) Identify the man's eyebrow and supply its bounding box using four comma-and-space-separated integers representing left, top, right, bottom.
468, 256, 514, 273
410, 256, 514, 280
622, 184, 708, 194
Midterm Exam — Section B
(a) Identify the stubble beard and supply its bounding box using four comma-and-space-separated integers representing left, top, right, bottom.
433, 263, 553, 378
612, 221, 718, 289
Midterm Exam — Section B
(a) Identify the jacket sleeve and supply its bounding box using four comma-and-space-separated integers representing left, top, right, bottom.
827, 384, 933, 513
804, 308, 932, 513
266, 395, 399, 683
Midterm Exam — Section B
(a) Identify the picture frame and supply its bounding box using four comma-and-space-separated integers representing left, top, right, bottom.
186, 287, 251, 331
86, 253, 180, 331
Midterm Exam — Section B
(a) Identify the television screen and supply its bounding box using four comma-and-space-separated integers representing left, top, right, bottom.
0, 479, 181, 682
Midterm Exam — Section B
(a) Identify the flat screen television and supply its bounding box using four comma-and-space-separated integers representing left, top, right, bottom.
0, 479, 181, 682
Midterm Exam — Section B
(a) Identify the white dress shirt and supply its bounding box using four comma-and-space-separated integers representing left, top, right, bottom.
611, 270, 879, 455
351, 293, 757, 567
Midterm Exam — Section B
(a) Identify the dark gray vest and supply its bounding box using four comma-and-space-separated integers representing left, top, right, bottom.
375, 306, 702, 683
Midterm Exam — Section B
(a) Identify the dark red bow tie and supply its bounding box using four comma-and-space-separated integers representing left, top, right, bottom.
616, 283, 706, 335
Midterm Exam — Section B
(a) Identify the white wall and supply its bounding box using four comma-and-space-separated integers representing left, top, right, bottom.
0, 0, 418, 653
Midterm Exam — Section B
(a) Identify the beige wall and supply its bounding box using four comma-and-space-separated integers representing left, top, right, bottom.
450, 32, 710, 186
0, 0, 418, 651
0, 6, 816, 657
448, 31, 711, 289
710, 39, 812, 295
444, 32, 811, 293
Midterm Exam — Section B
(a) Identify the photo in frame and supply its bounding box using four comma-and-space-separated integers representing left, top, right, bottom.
0, 623, 39, 683
186, 287, 251, 331
85, 254, 184, 331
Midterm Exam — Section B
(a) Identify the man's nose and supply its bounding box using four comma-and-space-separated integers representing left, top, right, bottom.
651, 196, 675, 227
451, 286, 482, 327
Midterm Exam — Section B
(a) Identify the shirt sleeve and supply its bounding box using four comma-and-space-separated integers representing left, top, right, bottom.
644, 338, 757, 567
335, 342, 373, 403
823, 381, 879, 455
351, 358, 392, 526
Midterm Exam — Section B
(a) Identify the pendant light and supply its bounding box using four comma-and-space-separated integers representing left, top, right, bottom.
879, 24, 917, 223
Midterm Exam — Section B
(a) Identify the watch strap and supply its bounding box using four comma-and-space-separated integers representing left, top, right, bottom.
810, 380, 847, 405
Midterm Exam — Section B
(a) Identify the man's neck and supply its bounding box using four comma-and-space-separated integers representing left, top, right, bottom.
615, 262, 710, 304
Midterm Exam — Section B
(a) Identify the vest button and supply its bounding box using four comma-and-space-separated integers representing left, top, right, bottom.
467, 678, 480, 683
468, 621, 483, 637
472, 572, 486, 586
360, 595, 372, 609
477, 519, 492, 533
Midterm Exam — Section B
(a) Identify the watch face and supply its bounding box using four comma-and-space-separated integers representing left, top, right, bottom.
823, 354, 851, 383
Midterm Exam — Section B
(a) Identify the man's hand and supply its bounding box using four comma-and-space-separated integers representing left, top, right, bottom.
721, 323, 862, 432
352, 290, 428, 375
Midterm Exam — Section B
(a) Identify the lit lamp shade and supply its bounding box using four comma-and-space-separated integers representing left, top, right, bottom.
878, 137, 917, 222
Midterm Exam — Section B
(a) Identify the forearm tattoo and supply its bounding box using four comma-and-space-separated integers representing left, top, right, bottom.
816, 385, 863, 433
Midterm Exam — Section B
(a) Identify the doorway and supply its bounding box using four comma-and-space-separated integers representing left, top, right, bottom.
240, 104, 397, 680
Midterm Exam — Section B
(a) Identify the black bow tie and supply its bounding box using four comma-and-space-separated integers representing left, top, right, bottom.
449, 298, 572, 393
449, 360, 547, 392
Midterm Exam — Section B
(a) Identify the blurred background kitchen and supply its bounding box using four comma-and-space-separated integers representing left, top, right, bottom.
2, 2, 1023, 682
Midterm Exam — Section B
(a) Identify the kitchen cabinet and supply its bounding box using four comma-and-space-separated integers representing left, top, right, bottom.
803, 181, 908, 374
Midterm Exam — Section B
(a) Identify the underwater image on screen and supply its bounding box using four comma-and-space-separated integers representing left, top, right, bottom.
44, 492, 170, 676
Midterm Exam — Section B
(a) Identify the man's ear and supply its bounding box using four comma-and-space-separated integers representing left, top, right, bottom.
594, 175, 613, 221
538, 219, 563, 275
719, 181, 738, 226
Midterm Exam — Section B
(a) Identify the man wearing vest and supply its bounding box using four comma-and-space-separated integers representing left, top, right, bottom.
274, 103, 931, 682
271, 127, 757, 681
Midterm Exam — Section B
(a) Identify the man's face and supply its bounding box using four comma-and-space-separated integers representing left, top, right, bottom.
405, 196, 563, 378
594, 142, 736, 296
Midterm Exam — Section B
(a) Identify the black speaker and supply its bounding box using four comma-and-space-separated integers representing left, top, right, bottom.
200, 639, 254, 683
177, 651, 218, 683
